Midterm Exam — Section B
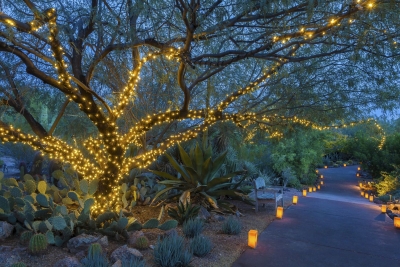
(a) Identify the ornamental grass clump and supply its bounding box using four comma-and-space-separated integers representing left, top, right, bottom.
81, 243, 109, 267
154, 231, 192, 267
183, 218, 204, 238
190, 235, 212, 257
221, 216, 242, 235
121, 255, 147, 267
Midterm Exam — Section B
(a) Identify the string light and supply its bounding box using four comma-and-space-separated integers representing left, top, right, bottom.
0, 1, 385, 215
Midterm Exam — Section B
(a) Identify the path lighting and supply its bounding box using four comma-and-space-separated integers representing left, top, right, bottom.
358, 167, 361, 171
313, 186, 316, 192
320, 181, 324, 185
293, 196, 298, 205
381, 205, 387, 213
316, 170, 319, 173
248, 230, 258, 248
308, 187, 312, 193
361, 191, 365, 196
343, 163, 347, 167
359, 182, 363, 187
369, 195, 374, 202
317, 185, 321, 190
324, 166, 328, 169
365, 193, 369, 199
320, 175, 324, 179
303, 189, 307, 197
276, 207, 284, 219
394, 217, 400, 228
356, 173, 360, 177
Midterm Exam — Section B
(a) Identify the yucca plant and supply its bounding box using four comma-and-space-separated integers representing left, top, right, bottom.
151, 137, 252, 211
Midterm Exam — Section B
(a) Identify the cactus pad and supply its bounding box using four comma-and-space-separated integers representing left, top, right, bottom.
143, 218, 159, 229
158, 219, 178, 231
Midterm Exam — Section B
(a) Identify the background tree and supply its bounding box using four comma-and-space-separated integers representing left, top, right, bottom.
0, 0, 399, 212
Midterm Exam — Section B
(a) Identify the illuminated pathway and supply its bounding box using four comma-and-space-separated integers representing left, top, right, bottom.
232, 165, 400, 267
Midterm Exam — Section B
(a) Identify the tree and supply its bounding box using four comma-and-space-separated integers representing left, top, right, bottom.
0, 0, 399, 213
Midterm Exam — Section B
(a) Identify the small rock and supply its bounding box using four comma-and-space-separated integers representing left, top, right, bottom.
127, 231, 144, 246
53, 256, 81, 267
0, 221, 14, 240
110, 245, 143, 263
198, 206, 211, 221
67, 234, 108, 254
111, 260, 122, 267
213, 214, 225, 222
149, 245, 155, 250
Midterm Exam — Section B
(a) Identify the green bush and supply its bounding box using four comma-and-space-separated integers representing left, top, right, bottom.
376, 171, 400, 196
183, 218, 204, 238
190, 235, 212, 257
154, 231, 192, 267
221, 216, 241, 235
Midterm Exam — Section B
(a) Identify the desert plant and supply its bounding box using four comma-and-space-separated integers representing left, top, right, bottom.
154, 231, 192, 267
182, 218, 204, 238
190, 235, 212, 257
151, 141, 251, 211
20, 231, 33, 245
28, 233, 48, 254
81, 243, 109, 267
135, 236, 149, 250
221, 216, 241, 235
121, 256, 147, 267
376, 171, 400, 196
167, 201, 200, 225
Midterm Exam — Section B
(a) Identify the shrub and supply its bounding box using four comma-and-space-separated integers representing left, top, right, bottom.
183, 218, 204, 238
221, 216, 241, 235
190, 235, 212, 257
154, 231, 192, 267
376, 171, 400, 196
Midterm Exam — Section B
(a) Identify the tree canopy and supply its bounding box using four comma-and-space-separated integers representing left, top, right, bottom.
0, 0, 399, 212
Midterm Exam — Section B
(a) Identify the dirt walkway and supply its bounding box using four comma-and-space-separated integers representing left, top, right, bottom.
232, 165, 400, 267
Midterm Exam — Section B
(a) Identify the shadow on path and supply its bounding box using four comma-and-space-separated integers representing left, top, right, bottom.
232, 165, 400, 267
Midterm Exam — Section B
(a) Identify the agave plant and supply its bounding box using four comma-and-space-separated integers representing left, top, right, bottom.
150, 140, 252, 211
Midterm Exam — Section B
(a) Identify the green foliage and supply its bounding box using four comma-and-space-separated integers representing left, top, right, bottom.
167, 201, 200, 225
151, 141, 250, 211
190, 235, 212, 257
28, 233, 48, 254
81, 243, 109, 267
221, 216, 241, 235
11, 263, 27, 267
135, 236, 149, 249
182, 218, 204, 238
271, 128, 325, 185
154, 231, 192, 267
376, 170, 400, 196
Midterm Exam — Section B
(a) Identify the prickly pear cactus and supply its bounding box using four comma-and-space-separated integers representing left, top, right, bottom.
28, 233, 48, 254
158, 219, 178, 231
142, 218, 159, 229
